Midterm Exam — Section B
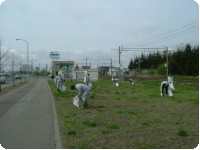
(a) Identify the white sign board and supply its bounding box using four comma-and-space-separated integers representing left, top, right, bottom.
50, 51, 60, 59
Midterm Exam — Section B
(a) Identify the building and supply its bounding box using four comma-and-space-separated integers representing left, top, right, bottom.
52, 61, 74, 77
98, 66, 120, 77
73, 69, 98, 81
52, 61, 99, 81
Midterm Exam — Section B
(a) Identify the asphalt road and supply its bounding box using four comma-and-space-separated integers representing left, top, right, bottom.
0, 77, 60, 149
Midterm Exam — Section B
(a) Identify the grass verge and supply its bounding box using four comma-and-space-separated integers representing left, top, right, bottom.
48, 78, 199, 149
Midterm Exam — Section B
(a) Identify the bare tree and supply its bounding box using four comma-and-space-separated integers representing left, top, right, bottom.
9, 52, 20, 87
0, 40, 9, 92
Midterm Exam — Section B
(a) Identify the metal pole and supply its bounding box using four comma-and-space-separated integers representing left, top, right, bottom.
0, 40, 1, 74
119, 46, 121, 67
16, 39, 29, 80
110, 58, 113, 77
27, 41, 29, 79
166, 47, 168, 78
86, 57, 88, 71
118, 46, 121, 80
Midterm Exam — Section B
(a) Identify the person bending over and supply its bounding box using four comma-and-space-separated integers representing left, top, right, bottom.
71, 84, 90, 108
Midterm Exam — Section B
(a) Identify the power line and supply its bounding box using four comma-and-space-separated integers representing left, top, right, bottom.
124, 20, 199, 47
154, 29, 198, 45
113, 46, 169, 77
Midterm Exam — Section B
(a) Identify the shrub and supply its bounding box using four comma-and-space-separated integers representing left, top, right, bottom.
67, 130, 76, 136
177, 129, 188, 137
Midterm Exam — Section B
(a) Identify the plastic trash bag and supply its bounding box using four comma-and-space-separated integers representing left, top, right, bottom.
168, 90, 173, 97
61, 85, 66, 92
116, 82, 119, 87
89, 82, 92, 89
73, 96, 79, 108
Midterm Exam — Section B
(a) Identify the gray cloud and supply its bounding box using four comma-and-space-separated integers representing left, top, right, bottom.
0, 0, 199, 69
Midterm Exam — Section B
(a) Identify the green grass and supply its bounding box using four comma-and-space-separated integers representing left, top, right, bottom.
177, 129, 189, 137
48, 77, 199, 149
82, 120, 97, 127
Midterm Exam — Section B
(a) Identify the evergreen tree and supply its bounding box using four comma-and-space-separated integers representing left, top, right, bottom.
128, 43, 198, 76
128, 59, 134, 70
184, 44, 192, 75
192, 46, 199, 76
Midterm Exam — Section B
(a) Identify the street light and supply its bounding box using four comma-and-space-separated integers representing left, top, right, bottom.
16, 39, 29, 80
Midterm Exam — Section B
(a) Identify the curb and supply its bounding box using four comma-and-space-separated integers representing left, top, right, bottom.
47, 82, 63, 149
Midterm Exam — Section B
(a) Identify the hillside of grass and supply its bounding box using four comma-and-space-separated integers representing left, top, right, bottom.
48, 78, 199, 149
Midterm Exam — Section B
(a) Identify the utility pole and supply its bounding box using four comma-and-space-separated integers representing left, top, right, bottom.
114, 46, 166, 77
118, 46, 122, 80
20, 59, 23, 83
0, 40, 2, 92
110, 58, 113, 77
119, 46, 121, 67
166, 46, 169, 78
16, 39, 29, 81
86, 57, 88, 71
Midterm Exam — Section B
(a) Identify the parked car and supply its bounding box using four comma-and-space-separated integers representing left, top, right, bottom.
0, 75, 6, 84
15, 75, 22, 79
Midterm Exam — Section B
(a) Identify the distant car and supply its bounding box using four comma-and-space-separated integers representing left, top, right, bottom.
15, 75, 22, 79
0, 75, 6, 84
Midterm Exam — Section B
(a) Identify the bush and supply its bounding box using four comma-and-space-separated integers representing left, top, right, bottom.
177, 129, 188, 137
156, 64, 166, 75
68, 130, 76, 136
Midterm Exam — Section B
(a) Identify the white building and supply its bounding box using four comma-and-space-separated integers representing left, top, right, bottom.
73, 69, 98, 81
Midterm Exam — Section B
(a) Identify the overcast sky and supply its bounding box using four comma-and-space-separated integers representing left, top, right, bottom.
0, 0, 199, 70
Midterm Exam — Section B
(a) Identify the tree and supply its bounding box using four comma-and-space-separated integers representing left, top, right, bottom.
156, 64, 166, 75
184, 44, 193, 75
140, 53, 147, 69
0, 40, 9, 92
9, 52, 20, 87
128, 59, 134, 70
169, 44, 198, 76
192, 46, 199, 76
128, 43, 198, 76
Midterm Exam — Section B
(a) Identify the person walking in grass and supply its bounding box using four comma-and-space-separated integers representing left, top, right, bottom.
71, 83, 90, 109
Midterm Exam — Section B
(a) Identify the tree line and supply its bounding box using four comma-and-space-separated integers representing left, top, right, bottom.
128, 44, 199, 76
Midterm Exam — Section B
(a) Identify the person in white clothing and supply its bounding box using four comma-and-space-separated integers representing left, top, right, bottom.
55, 73, 62, 92
55, 71, 65, 92
71, 84, 90, 108
86, 73, 91, 87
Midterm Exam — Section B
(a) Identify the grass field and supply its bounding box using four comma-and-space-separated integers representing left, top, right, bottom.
48, 77, 199, 149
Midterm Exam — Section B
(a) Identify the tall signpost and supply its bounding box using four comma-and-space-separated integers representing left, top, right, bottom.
50, 51, 60, 76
